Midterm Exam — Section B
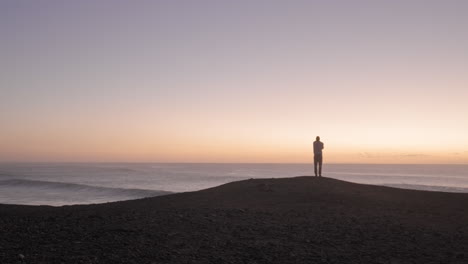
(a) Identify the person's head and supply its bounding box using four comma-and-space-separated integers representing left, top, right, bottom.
316, 136, 320, 141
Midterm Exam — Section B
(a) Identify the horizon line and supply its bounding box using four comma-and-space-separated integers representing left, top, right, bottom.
1, 161, 467, 165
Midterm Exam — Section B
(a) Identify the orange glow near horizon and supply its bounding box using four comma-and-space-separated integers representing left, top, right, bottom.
2, 116, 467, 163
1, 80, 468, 164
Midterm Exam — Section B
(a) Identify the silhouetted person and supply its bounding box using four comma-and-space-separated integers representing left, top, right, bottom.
313, 136, 324, 177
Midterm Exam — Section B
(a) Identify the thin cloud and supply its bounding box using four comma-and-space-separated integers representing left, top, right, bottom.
397, 153, 431, 157
358, 152, 431, 159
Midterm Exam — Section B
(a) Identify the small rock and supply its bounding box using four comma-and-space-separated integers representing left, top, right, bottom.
19, 254, 25, 259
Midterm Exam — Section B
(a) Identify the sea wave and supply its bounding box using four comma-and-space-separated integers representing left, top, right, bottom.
382, 183, 468, 193
0, 179, 172, 198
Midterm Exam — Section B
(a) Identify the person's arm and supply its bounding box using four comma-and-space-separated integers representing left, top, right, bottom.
322, 143, 324, 150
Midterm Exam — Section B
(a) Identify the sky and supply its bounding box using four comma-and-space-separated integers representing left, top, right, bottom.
1, 0, 467, 164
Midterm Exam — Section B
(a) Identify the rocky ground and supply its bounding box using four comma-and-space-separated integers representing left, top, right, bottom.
1, 177, 468, 263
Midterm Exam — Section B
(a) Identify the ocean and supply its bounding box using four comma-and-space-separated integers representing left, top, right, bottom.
1, 163, 467, 206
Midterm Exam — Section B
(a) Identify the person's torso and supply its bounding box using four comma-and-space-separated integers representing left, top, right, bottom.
313, 141, 323, 155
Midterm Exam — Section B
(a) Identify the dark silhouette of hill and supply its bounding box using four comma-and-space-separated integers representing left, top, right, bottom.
1, 177, 467, 263
134, 176, 468, 210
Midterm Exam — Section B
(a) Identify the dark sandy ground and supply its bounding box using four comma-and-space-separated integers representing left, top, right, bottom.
1, 176, 468, 264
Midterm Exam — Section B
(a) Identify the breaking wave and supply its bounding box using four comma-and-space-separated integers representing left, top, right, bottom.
382, 183, 468, 193
0, 179, 172, 206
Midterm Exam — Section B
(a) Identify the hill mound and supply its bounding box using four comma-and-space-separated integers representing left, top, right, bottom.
124, 176, 468, 213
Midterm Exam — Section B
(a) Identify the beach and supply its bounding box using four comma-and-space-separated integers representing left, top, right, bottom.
1, 176, 467, 263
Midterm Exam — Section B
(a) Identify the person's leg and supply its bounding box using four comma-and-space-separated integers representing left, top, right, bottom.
314, 156, 318, 176
318, 155, 323, 177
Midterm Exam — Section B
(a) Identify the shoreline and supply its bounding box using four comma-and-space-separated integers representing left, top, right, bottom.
2, 181, 468, 208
